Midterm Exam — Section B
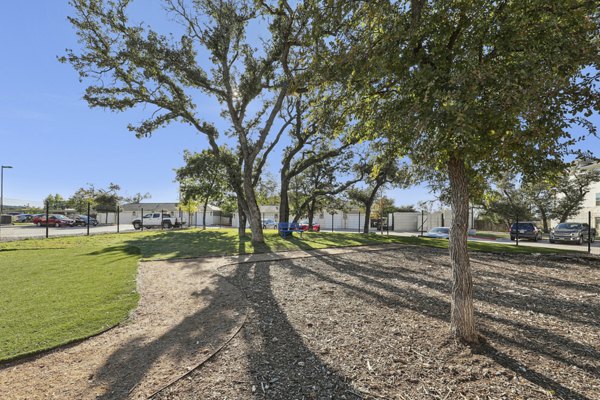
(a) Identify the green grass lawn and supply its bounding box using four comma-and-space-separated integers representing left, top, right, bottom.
0, 228, 573, 362
473, 230, 510, 240
0, 235, 140, 362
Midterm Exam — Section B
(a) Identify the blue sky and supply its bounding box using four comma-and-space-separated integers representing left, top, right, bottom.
1, 1, 598, 208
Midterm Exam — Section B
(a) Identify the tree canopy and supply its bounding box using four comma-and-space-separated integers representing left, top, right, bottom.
313, 0, 600, 343
63, 0, 312, 243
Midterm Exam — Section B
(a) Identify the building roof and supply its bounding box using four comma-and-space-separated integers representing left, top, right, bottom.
121, 202, 222, 212
121, 203, 180, 212
259, 205, 280, 213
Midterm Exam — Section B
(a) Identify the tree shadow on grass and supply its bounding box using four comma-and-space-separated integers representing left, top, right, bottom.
284, 247, 596, 399
126, 230, 244, 259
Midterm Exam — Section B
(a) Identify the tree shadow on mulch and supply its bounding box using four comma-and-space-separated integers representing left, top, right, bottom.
91, 246, 597, 399
91, 273, 245, 399
283, 247, 596, 399
222, 257, 361, 399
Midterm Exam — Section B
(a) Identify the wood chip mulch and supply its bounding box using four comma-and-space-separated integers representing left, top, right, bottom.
155, 246, 600, 400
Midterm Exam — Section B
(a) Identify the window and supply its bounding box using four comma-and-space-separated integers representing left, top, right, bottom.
596, 193, 600, 206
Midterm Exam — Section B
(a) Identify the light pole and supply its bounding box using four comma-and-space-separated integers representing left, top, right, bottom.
1, 165, 14, 239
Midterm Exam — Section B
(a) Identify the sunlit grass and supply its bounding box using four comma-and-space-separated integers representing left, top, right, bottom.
0, 227, 571, 362
0, 235, 139, 362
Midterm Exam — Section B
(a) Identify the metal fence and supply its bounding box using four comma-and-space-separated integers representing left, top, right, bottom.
0, 200, 231, 242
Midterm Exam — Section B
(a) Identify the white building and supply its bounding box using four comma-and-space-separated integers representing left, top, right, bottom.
232, 206, 367, 230
99, 202, 230, 226
313, 208, 366, 231
567, 160, 600, 229
118, 203, 186, 225
232, 205, 280, 228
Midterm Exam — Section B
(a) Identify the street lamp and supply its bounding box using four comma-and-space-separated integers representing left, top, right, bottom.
1, 165, 14, 239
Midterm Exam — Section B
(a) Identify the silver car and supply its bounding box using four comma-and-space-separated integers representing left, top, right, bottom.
550, 222, 596, 244
262, 218, 277, 229
424, 227, 450, 239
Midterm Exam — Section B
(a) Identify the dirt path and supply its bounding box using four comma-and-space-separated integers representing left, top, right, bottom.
0, 245, 402, 399
0, 255, 246, 399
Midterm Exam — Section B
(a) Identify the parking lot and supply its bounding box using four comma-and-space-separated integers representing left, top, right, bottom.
1, 224, 599, 255
0, 224, 136, 241
387, 231, 600, 255
490, 236, 600, 255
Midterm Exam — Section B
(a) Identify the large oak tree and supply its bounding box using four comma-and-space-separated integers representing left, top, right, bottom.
315, 0, 600, 343
63, 0, 311, 243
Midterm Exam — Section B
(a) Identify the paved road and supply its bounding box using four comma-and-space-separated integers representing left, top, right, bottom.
0, 223, 136, 241
2, 224, 599, 255
386, 230, 600, 255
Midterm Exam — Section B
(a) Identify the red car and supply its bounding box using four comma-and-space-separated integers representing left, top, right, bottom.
35, 214, 75, 227
299, 220, 320, 232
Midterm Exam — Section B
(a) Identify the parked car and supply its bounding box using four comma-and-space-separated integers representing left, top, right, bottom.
299, 220, 321, 232
15, 214, 33, 223
550, 222, 596, 244
510, 222, 543, 241
262, 219, 277, 229
372, 218, 388, 230
73, 215, 99, 226
424, 227, 450, 239
32, 214, 45, 225
36, 214, 75, 227
132, 212, 185, 229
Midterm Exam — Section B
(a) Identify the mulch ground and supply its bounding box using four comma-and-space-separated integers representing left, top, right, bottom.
0, 257, 246, 399
155, 246, 600, 400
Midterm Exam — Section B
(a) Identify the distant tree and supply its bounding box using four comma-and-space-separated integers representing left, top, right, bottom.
67, 183, 150, 213
552, 168, 600, 223
348, 148, 411, 233
289, 152, 361, 228
395, 205, 416, 212
178, 199, 199, 227
125, 192, 152, 204
21, 205, 44, 214
255, 173, 280, 206
278, 94, 359, 223
521, 178, 558, 232
373, 196, 397, 219
94, 183, 124, 212
175, 149, 229, 230
44, 194, 67, 210
67, 186, 96, 213
480, 176, 534, 229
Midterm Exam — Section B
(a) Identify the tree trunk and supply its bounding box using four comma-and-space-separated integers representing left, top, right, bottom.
539, 207, 549, 232
243, 169, 265, 243
307, 199, 316, 229
202, 198, 209, 230
363, 202, 372, 233
237, 198, 247, 238
279, 173, 290, 223
363, 186, 380, 234
447, 154, 479, 344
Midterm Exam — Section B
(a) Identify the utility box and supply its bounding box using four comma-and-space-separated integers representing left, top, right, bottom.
0, 215, 13, 225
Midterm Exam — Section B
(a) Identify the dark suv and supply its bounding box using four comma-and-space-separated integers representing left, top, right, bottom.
510, 222, 543, 241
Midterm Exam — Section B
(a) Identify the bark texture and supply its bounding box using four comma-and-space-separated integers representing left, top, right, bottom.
279, 173, 290, 223
202, 199, 209, 230
447, 154, 478, 344
243, 167, 264, 243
